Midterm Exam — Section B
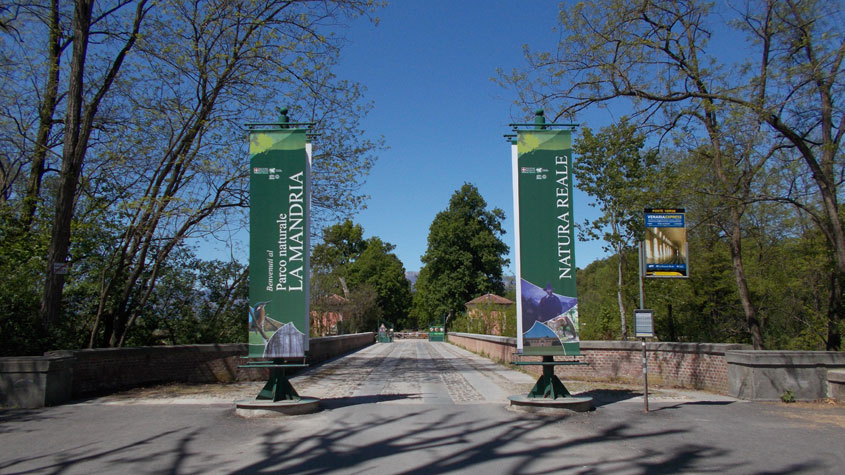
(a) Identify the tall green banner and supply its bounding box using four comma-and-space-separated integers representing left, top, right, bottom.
512, 128, 579, 355
248, 128, 310, 358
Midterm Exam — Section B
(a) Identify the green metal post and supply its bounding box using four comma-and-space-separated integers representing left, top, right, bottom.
256, 359, 301, 402
534, 109, 546, 129
279, 107, 290, 127
527, 355, 572, 399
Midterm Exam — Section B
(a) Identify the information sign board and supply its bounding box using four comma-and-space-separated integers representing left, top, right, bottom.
248, 128, 311, 358
635, 309, 654, 338
644, 208, 688, 278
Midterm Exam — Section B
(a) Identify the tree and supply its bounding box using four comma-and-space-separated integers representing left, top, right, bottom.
84, 0, 380, 348
0, 0, 383, 349
347, 237, 412, 329
575, 118, 658, 340
502, 0, 844, 349
312, 220, 411, 330
40, 0, 150, 330
411, 183, 509, 328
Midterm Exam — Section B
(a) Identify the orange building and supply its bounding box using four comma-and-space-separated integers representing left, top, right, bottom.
310, 294, 347, 336
465, 293, 514, 336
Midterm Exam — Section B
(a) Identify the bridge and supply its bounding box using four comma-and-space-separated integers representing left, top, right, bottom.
2, 339, 843, 474
290, 339, 534, 405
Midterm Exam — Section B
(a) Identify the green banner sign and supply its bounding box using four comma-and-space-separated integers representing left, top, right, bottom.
513, 129, 579, 356
248, 128, 310, 358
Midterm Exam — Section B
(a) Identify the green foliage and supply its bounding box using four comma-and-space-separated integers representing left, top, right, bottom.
574, 118, 658, 248
502, 0, 845, 349
311, 220, 412, 332
574, 118, 663, 340
780, 389, 796, 403
575, 213, 840, 350
0, 0, 384, 350
347, 237, 413, 328
450, 302, 517, 338
411, 184, 509, 328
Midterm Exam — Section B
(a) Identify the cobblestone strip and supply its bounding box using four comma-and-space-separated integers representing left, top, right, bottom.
423, 343, 484, 404
379, 342, 422, 397
437, 343, 536, 396
293, 343, 394, 399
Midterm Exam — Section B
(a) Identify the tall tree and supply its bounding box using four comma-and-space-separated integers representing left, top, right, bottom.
312, 220, 411, 330
411, 183, 509, 327
0, 1, 382, 348
42, 0, 150, 330
312, 219, 367, 286
502, 0, 843, 349
347, 237, 412, 328
575, 118, 658, 340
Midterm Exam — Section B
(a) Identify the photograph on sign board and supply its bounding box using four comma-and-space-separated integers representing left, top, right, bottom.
644, 209, 688, 278
520, 279, 578, 352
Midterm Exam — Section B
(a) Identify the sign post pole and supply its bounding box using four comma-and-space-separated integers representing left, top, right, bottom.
635, 307, 655, 413
638, 242, 648, 412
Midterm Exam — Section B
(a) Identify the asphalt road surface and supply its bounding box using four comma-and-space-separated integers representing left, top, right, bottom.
2, 340, 844, 474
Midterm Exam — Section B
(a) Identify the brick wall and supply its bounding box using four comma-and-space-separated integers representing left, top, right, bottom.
448, 333, 750, 394
43, 333, 374, 398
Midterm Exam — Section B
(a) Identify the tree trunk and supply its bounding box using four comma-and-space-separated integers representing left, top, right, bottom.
21, 0, 61, 229
42, 0, 148, 330
729, 206, 764, 349
616, 240, 628, 341
41, 0, 93, 329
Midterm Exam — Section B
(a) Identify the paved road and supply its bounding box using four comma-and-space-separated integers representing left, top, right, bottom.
2, 340, 844, 474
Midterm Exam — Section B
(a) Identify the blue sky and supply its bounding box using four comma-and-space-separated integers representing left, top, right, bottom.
329, 1, 618, 274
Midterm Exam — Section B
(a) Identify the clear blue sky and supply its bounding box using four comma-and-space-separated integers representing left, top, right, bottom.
328, 0, 617, 274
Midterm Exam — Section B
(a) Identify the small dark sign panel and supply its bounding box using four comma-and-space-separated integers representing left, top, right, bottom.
635, 309, 654, 338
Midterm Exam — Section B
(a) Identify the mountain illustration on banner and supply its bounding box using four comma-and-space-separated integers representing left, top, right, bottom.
523, 321, 563, 349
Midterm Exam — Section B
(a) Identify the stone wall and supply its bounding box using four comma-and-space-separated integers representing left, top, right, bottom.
448, 332, 750, 394
2, 333, 374, 407
727, 350, 845, 401
829, 371, 845, 401
0, 355, 74, 408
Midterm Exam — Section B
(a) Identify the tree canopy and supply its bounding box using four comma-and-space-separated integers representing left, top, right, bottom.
411, 183, 509, 328
575, 118, 659, 340
311, 220, 412, 332
501, 0, 844, 350
0, 0, 382, 353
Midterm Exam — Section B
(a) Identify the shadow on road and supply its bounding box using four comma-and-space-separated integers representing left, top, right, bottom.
652, 400, 736, 412
226, 411, 727, 474
575, 389, 641, 408
319, 393, 421, 409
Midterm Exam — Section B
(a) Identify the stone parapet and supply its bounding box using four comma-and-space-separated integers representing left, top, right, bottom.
829, 370, 845, 401
448, 332, 751, 394
726, 350, 845, 401
0, 355, 74, 408
2, 333, 374, 407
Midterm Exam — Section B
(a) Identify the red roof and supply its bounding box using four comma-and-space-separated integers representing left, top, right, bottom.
466, 293, 514, 306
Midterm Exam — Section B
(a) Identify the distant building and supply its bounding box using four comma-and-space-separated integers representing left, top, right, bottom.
310, 294, 347, 336
465, 293, 514, 336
